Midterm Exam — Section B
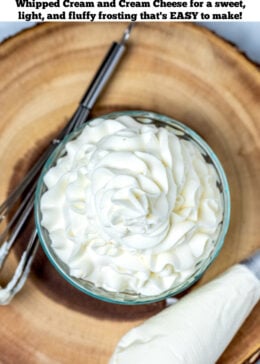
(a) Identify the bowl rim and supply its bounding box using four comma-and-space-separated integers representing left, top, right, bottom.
34, 110, 231, 305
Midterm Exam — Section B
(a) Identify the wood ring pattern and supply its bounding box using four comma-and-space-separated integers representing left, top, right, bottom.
0, 23, 259, 364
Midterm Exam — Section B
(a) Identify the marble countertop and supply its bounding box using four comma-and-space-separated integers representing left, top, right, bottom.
0, 22, 260, 64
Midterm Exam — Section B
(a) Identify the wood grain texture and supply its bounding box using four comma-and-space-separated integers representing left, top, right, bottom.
0, 22, 259, 364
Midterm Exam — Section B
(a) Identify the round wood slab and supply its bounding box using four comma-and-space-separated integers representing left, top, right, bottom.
0, 23, 259, 364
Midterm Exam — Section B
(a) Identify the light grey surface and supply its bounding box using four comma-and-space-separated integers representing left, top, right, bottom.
241, 250, 260, 280
201, 22, 260, 63
0, 22, 259, 63
0, 22, 35, 41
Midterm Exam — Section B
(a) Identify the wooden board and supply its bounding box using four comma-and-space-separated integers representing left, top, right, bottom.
0, 23, 259, 364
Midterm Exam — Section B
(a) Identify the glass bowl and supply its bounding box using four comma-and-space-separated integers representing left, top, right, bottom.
35, 110, 230, 305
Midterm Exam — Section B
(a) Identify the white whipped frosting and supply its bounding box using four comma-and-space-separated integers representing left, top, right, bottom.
110, 265, 260, 364
40, 115, 223, 295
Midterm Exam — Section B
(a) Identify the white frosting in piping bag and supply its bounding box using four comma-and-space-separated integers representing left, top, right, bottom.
40, 116, 223, 295
110, 264, 260, 364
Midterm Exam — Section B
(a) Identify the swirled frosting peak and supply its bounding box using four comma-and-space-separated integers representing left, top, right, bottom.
40, 115, 223, 295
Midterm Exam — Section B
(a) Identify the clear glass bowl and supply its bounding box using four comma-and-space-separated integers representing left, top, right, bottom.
35, 111, 230, 305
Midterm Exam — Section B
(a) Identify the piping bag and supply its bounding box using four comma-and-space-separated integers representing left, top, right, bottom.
110, 251, 260, 364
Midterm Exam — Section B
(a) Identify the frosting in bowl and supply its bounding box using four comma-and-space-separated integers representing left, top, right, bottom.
40, 115, 223, 295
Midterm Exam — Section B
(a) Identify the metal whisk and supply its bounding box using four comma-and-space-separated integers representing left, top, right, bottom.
0, 23, 134, 305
